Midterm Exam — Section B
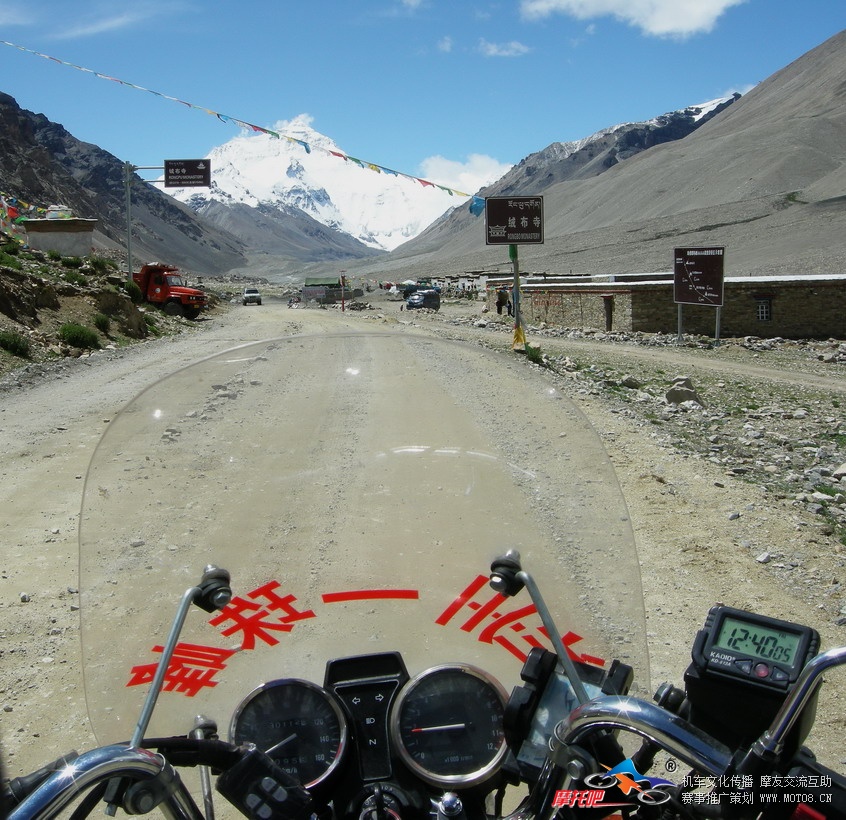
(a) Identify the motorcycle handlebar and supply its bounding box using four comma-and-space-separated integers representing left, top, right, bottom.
3, 751, 80, 809
556, 694, 733, 776
7, 744, 202, 820
10, 673, 846, 820
746, 646, 846, 764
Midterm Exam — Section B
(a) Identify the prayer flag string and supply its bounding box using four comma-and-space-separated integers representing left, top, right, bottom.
2, 40, 486, 214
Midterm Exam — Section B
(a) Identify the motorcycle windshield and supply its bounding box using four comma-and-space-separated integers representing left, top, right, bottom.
79, 333, 649, 747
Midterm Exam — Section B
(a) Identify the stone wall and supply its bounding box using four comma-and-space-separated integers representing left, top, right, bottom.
491, 279, 846, 339
518, 289, 628, 331
22, 218, 97, 257
629, 281, 846, 338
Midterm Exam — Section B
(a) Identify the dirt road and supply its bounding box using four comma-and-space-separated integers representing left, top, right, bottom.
2, 299, 844, 804
0, 305, 362, 771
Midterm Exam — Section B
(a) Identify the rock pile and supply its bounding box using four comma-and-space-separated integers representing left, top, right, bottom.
428, 309, 846, 623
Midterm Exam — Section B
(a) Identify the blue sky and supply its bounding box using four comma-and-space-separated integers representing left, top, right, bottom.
0, 0, 843, 195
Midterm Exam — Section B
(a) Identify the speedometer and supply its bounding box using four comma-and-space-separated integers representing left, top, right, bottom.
390, 664, 507, 787
229, 679, 348, 788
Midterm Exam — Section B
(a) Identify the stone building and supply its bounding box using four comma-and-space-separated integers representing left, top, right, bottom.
487, 273, 846, 339
22, 215, 98, 257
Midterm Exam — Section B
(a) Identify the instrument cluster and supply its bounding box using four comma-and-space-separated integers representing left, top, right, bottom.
230, 656, 508, 793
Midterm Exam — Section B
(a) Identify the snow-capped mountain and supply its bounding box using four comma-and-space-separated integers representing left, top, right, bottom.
548, 96, 736, 161
166, 115, 469, 252
485, 96, 740, 198
167, 100, 737, 260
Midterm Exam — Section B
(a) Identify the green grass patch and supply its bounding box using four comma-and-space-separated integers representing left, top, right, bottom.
525, 344, 544, 365
0, 250, 22, 270
144, 314, 161, 336
63, 271, 88, 286
87, 255, 116, 274
0, 330, 31, 358
93, 313, 111, 335
126, 280, 143, 303
812, 483, 840, 499
59, 323, 100, 349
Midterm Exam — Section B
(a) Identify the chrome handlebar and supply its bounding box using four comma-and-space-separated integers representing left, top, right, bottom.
558, 695, 733, 775
748, 645, 846, 762
511, 645, 846, 820
8, 744, 204, 820
11, 648, 846, 820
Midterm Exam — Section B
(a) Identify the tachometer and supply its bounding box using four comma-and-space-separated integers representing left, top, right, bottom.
390, 664, 507, 787
229, 679, 348, 788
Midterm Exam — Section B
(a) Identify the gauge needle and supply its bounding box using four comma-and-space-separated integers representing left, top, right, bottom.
266, 733, 297, 754
412, 723, 466, 733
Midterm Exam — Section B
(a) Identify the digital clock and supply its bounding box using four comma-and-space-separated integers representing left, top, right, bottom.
714, 614, 801, 667
694, 605, 818, 691
683, 605, 820, 752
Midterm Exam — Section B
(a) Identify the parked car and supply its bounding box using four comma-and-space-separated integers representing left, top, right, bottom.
242, 287, 262, 306
405, 289, 440, 311
402, 282, 440, 298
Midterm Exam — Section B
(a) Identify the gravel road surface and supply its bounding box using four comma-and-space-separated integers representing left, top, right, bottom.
2, 298, 844, 807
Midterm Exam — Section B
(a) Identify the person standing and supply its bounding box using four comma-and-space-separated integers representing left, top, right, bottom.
496, 287, 509, 315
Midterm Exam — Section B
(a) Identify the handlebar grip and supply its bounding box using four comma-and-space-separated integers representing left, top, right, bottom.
142, 736, 243, 771
2, 751, 79, 808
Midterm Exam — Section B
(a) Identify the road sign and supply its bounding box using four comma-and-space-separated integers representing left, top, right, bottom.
674, 247, 725, 306
485, 196, 544, 245
164, 159, 211, 188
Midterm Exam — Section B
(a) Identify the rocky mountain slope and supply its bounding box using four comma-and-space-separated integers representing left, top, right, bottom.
0, 243, 291, 379
493, 96, 738, 194
345, 29, 846, 283
0, 93, 247, 277
195, 97, 740, 280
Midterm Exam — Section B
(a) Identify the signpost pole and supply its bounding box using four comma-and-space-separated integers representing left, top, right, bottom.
483, 196, 543, 353
510, 244, 526, 351
677, 303, 683, 344
122, 159, 210, 283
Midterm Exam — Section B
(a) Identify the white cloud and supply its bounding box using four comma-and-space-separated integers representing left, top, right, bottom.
52, 12, 147, 38
478, 38, 531, 57
0, 8, 34, 25
419, 154, 513, 195
46, 1, 190, 39
437, 35, 453, 53
520, 0, 747, 38
272, 113, 316, 132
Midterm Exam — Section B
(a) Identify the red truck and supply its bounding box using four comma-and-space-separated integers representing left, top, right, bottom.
132, 263, 208, 319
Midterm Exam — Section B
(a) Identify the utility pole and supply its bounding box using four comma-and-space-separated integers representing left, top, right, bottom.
124, 161, 136, 283
124, 161, 173, 282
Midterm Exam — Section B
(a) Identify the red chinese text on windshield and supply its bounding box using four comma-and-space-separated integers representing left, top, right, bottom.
127, 574, 600, 696
436, 574, 604, 666
126, 643, 236, 697
208, 580, 317, 649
